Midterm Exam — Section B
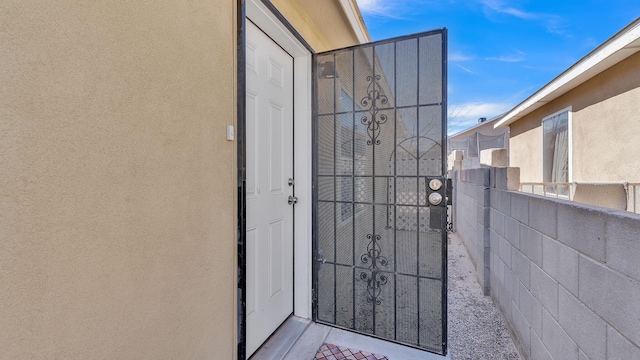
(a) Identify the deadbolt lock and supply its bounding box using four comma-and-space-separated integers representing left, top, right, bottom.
288, 178, 295, 186
429, 179, 443, 191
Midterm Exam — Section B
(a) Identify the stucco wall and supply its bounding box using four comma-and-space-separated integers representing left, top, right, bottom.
509, 118, 542, 183
271, 0, 362, 51
0, 1, 236, 359
509, 51, 640, 183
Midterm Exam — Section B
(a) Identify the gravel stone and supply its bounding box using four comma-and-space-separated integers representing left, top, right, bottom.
448, 233, 522, 360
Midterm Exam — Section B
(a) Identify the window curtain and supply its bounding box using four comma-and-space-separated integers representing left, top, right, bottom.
551, 123, 568, 182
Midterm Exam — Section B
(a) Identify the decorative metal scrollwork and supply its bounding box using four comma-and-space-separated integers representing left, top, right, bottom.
360, 75, 388, 146
360, 234, 389, 305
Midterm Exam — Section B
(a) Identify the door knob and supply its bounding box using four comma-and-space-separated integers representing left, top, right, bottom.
288, 195, 298, 205
428, 192, 443, 205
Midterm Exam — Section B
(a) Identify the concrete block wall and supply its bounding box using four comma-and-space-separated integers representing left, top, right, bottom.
453, 168, 491, 294
480, 148, 508, 167
453, 168, 640, 360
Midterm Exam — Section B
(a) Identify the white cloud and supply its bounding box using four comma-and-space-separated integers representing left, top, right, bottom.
356, 0, 399, 17
447, 102, 513, 134
450, 102, 512, 118
479, 0, 537, 20
484, 55, 525, 62
356, 0, 436, 19
357, 0, 383, 13
544, 16, 571, 37
477, 0, 570, 37
449, 52, 475, 62
499, 7, 537, 20
455, 64, 474, 74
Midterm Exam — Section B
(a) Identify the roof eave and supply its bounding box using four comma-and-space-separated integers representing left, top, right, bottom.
495, 17, 640, 128
337, 0, 371, 44
448, 114, 505, 138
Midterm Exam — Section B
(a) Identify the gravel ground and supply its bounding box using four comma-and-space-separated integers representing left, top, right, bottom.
447, 232, 522, 360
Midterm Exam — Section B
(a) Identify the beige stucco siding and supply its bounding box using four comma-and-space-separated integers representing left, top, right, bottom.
0, 1, 236, 359
509, 51, 640, 183
509, 115, 543, 182
271, 0, 363, 51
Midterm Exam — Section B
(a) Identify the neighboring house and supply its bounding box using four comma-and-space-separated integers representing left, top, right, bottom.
448, 115, 509, 170
1, 1, 450, 359
494, 18, 640, 211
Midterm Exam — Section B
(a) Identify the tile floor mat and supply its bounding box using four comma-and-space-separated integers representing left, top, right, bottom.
314, 343, 388, 360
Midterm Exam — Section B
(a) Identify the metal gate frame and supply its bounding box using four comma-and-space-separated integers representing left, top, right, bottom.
311, 29, 448, 355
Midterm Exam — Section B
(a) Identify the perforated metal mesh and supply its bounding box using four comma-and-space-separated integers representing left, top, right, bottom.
314, 30, 447, 355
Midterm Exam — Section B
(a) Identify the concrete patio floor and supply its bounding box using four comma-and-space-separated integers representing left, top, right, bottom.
250, 316, 448, 360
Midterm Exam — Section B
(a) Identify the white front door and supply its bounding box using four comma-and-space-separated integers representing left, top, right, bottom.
245, 20, 295, 357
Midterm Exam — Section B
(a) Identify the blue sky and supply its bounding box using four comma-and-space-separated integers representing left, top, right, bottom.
355, 0, 640, 134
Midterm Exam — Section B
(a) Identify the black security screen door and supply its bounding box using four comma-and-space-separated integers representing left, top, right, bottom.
313, 29, 448, 355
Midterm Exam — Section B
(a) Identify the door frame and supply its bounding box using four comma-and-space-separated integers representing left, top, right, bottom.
237, 0, 314, 358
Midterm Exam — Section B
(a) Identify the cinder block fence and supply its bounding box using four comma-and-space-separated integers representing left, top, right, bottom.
452, 168, 640, 360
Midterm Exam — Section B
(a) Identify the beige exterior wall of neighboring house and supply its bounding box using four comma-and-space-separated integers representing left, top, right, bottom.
510, 51, 640, 183
0, 1, 363, 359
509, 116, 543, 182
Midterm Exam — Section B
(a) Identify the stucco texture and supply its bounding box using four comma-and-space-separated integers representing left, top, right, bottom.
509, 51, 640, 183
271, 0, 362, 51
0, 1, 236, 359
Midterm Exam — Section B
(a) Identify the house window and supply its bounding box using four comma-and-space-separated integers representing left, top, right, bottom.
542, 109, 569, 193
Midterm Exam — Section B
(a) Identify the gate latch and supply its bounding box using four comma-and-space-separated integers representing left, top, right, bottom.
288, 195, 298, 205
317, 250, 326, 264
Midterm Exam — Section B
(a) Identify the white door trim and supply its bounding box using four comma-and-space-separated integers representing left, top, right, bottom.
247, 0, 313, 320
